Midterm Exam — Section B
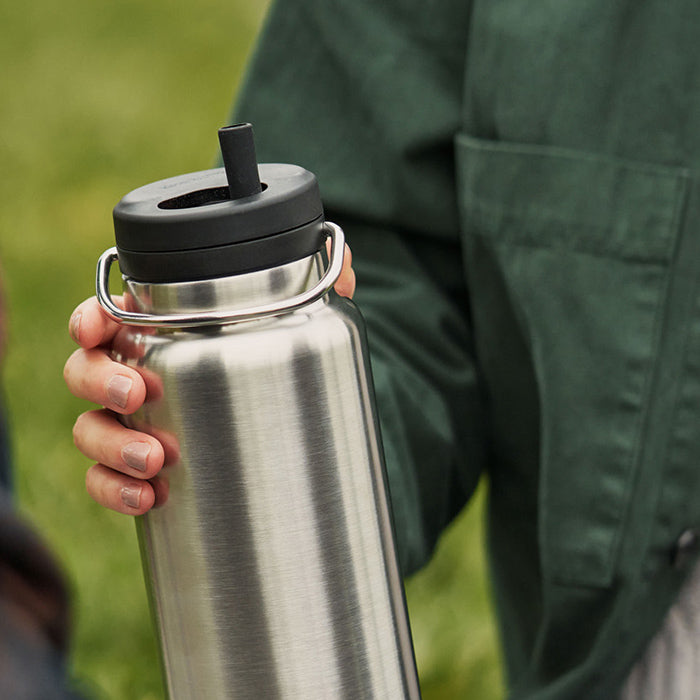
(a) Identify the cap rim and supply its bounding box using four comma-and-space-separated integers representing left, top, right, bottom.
112, 163, 323, 253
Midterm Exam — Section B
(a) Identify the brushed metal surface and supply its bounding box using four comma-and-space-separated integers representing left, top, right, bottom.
112, 249, 420, 699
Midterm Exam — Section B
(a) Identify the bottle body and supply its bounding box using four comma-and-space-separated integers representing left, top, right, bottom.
113, 252, 420, 699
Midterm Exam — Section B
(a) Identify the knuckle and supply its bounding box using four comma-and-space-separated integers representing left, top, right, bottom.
63, 349, 79, 384
72, 412, 93, 449
71, 417, 82, 446
72, 409, 96, 447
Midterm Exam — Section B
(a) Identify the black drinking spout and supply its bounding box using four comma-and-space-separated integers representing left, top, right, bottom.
218, 123, 263, 200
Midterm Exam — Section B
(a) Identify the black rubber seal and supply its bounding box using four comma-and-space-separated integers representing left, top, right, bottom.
116, 216, 326, 283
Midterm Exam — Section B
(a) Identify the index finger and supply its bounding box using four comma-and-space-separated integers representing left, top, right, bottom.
69, 296, 123, 349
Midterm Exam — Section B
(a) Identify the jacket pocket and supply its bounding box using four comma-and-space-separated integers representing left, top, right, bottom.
455, 134, 688, 587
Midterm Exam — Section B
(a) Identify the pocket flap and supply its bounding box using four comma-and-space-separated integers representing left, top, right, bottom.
456, 133, 687, 263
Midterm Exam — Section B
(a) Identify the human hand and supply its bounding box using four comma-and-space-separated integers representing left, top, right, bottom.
64, 244, 355, 516
64, 295, 164, 515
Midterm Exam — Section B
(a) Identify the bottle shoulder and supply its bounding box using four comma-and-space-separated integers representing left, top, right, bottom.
112, 295, 367, 371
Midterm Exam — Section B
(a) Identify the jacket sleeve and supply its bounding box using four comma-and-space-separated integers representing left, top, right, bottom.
233, 0, 484, 575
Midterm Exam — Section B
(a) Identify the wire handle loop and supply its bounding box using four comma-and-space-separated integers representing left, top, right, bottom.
96, 222, 345, 328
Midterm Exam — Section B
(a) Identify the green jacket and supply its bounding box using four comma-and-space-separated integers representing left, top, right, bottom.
235, 2, 700, 697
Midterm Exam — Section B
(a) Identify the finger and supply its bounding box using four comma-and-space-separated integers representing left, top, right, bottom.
86, 463, 156, 515
335, 243, 356, 298
73, 409, 164, 479
64, 348, 146, 414
69, 296, 123, 349
326, 240, 355, 299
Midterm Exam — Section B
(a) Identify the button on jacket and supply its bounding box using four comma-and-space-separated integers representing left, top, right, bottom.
234, 2, 700, 697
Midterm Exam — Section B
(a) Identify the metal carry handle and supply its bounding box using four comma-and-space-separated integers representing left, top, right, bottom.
96, 221, 346, 328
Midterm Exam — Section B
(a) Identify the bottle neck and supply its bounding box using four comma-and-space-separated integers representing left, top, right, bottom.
123, 252, 325, 317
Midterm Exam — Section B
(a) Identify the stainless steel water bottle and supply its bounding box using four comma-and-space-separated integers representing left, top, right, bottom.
95, 124, 421, 700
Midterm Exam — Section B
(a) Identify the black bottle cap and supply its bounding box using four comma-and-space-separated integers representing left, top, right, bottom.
112, 123, 325, 283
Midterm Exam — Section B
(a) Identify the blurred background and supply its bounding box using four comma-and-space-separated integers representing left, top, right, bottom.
0, 1, 502, 697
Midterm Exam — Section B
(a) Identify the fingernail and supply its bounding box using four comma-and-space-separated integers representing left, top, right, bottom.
107, 375, 133, 409
120, 484, 142, 510
121, 442, 151, 472
69, 312, 82, 343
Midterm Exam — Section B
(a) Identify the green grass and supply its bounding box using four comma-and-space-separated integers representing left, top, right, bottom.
0, 2, 502, 697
